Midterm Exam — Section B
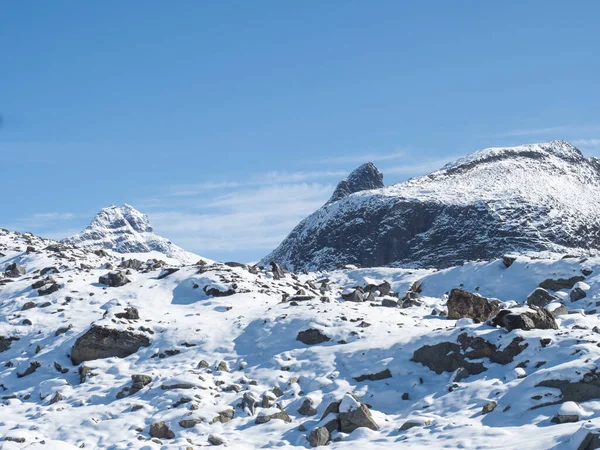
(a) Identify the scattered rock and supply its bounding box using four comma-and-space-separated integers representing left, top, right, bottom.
527, 288, 558, 308
158, 267, 179, 279
17, 361, 41, 378
5, 263, 25, 278
482, 400, 497, 414
308, 427, 329, 447
216, 360, 229, 372
342, 288, 363, 303
399, 418, 432, 431
353, 368, 392, 382
210, 409, 235, 424
179, 419, 202, 428
270, 262, 286, 280
255, 409, 291, 424
298, 398, 318, 416
208, 435, 225, 446
411, 342, 486, 377
446, 289, 500, 322
99, 271, 130, 287
338, 394, 378, 433
297, 328, 331, 345
71, 325, 151, 365
21, 301, 36, 311
491, 307, 558, 331
502, 255, 517, 268
571, 287, 587, 302
539, 276, 586, 291
115, 307, 140, 320
149, 421, 175, 439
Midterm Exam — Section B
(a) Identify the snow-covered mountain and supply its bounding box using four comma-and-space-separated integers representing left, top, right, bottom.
262, 140, 600, 271
63, 204, 201, 265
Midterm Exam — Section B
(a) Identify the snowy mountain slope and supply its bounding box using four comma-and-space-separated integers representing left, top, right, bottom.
262, 140, 600, 271
4, 229, 600, 448
63, 204, 203, 265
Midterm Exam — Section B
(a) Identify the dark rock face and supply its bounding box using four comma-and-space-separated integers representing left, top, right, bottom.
0, 336, 19, 353
261, 142, 600, 270
527, 288, 558, 308
491, 307, 558, 331
71, 325, 150, 365
457, 333, 526, 365
204, 284, 236, 297
353, 368, 392, 382
269, 262, 286, 280
535, 371, 600, 408
341, 288, 363, 302
38, 283, 60, 296
297, 329, 331, 345
328, 162, 384, 204
98, 272, 130, 287
411, 342, 487, 376
502, 255, 517, 268
446, 289, 500, 322
5, 263, 25, 278
539, 276, 586, 291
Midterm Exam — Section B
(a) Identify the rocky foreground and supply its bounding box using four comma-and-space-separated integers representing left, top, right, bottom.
2, 229, 600, 448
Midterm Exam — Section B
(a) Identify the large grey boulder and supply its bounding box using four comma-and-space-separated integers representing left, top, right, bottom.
308, 427, 329, 447
411, 342, 486, 376
539, 276, 586, 291
446, 289, 500, 323
5, 263, 25, 278
491, 307, 558, 331
71, 325, 150, 365
527, 288, 558, 308
149, 421, 174, 439
297, 328, 330, 345
99, 271, 130, 287
338, 394, 378, 433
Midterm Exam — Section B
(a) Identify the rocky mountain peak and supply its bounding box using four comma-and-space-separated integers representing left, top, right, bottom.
89, 204, 153, 234
262, 140, 600, 270
62, 204, 201, 264
328, 162, 384, 203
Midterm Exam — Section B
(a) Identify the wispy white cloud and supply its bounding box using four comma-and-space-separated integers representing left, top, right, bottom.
572, 138, 600, 153
320, 150, 406, 165
150, 182, 333, 254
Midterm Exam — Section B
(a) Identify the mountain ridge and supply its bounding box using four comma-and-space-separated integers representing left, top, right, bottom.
261, 140, 600, 270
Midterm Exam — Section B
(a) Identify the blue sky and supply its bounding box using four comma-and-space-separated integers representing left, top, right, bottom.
2, 1, 600, 262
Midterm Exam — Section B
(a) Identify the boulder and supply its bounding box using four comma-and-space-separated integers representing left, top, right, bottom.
527, 288, 558, 308
255, 409, 291, 424
270, 262, 286, 280
157, 267, 179, 279
539, 276, 586, 291
98, 272, 130, 287
446, 289, 500, 322
353, 368, 392, 382
491, 307, 558, 331
40, 266, 59, 276
297, 328, 331, 345
5, 263, 25, 278
71, 325, 150, 365
535, 371, 600, 408
298, 398, 318, 416
342, 288, 364, 302
38, 283, 60, 296
149, 421, 174, 439
571, 287, 587, 302
482, 400, 497, 414
308, 427, 329, 447
338, 394, 378, 433
502, 255, 517, 268
115, 307, 140, 320
120, 259, 143, 270
411, 342, 487, 376
204, 284, 236, 297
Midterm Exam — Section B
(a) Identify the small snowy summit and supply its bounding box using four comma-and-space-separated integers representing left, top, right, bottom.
63, 204, 200, 264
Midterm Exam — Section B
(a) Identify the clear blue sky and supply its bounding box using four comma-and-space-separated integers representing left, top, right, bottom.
2, 1, 600, 261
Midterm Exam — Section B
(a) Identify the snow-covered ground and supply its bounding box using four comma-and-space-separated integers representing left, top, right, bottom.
2, 228, 600, 449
